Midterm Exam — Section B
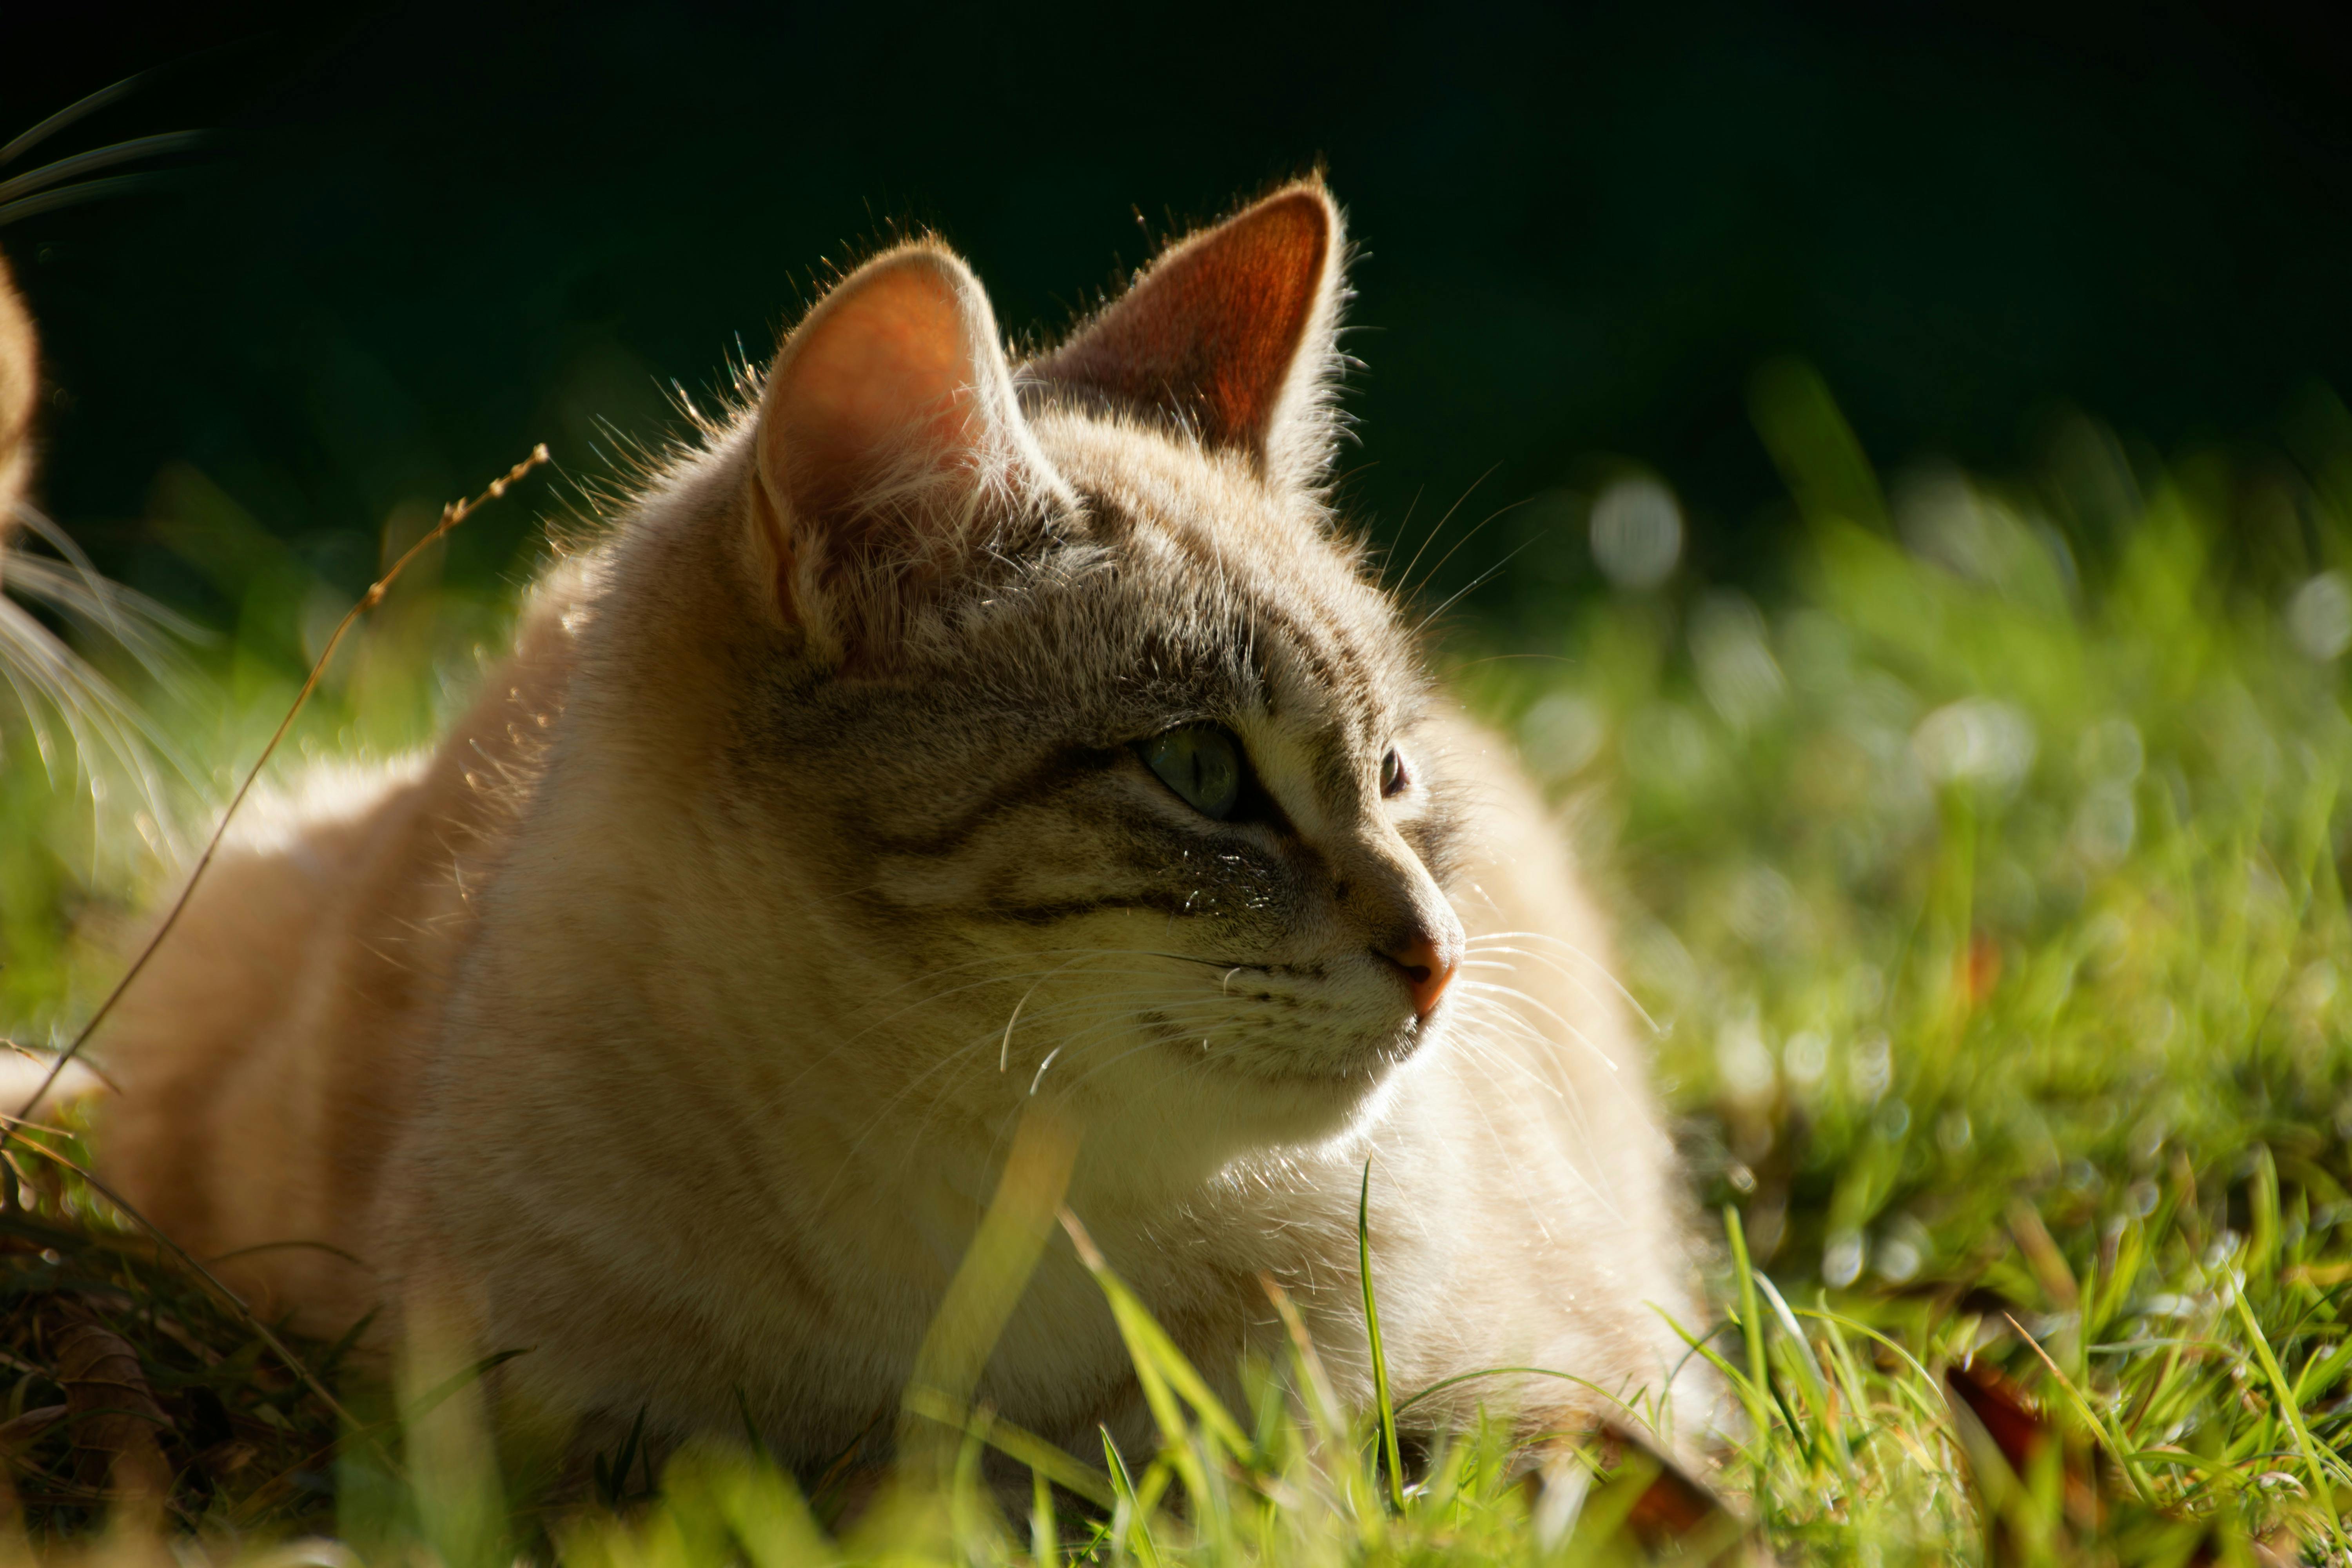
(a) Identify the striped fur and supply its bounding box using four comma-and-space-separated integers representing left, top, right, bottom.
92, 181, 1708, 1471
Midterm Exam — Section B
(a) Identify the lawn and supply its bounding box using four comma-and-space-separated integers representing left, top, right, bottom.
1, 365, 2349, 1564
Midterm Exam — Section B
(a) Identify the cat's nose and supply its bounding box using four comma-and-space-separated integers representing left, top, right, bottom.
1379, 930, 1460, 1020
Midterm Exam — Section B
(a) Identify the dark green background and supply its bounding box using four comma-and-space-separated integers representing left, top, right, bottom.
8, 1, 2349, 633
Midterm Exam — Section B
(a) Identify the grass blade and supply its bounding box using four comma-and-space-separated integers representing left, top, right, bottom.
1359, 1161, 1406, 1513
2229, 1285, 2349, 1546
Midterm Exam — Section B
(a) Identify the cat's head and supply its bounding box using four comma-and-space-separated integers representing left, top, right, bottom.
660, 182, 1472, 1160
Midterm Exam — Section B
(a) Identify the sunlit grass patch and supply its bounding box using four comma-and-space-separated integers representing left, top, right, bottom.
0, 376, 2349, 1562
1462, 374, 2352, 1561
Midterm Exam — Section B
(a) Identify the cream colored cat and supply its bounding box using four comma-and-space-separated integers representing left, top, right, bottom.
94, 181, 1705, 1468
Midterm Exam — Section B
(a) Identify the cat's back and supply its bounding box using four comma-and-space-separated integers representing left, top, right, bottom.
97, 568, 585, 1326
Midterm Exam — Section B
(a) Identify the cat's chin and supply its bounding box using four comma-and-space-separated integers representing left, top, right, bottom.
1158, 1015, 1437, 1151
1055, 1015, 1430, 1176
1212, 1069, 1398, 1152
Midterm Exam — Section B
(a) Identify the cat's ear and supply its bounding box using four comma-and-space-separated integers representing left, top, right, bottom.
1030, 181, 1345, 493
751, 242, 1060, 655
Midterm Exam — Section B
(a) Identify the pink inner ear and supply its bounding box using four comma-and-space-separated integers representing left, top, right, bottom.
1036, 188, 1332, 461
767, 256, 984, 529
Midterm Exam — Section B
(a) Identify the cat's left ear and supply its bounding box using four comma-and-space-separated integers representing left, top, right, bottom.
1029, 180, 1346, 494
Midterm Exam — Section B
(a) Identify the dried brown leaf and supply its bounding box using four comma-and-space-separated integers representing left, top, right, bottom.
54, 1323, 171, 1502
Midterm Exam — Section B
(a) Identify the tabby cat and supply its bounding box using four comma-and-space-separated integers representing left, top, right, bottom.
93, 181, 1705, 1468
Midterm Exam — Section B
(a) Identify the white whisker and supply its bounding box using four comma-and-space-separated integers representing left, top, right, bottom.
1466, 929, 1659, 1032
1026, 1045, 1063, 1096
1461, 949, 1628, 1036
1458, 978, 1617, 1071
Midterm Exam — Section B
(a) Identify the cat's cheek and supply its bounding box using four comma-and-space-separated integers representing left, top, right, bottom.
866, 852, 988, 912
863, 845, 1151, 924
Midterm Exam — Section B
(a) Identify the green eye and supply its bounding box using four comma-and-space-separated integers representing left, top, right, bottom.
1140, 725, 1245, 820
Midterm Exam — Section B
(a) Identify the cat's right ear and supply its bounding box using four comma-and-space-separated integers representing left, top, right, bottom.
750, 243, 1061, 659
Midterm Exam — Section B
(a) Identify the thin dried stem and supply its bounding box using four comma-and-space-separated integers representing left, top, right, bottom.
9, 443, 549, 1131
1, 443, 550, 1465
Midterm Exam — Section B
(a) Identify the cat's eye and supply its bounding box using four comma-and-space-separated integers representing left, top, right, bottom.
1381, 748, 1409, 797
1140, 725, 1245, 820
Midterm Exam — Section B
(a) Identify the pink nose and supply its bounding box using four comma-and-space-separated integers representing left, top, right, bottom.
1381, 932, 1459, 1020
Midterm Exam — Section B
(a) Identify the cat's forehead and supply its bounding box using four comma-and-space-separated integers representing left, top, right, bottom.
1032, 412, 1425, 743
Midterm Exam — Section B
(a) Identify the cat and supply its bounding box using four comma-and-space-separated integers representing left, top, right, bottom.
0, 242, 187, 880
92, 180, 1708, 1472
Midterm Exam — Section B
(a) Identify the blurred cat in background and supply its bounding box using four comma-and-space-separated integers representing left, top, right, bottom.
0, 251, 34, 530
0, 97, 200, 844
0, 243, 183, 856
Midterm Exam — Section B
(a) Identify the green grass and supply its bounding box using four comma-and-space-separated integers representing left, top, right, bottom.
2, 370, 2351, 1563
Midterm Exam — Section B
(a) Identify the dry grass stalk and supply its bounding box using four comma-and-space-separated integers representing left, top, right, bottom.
0, 445, 550, 1475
